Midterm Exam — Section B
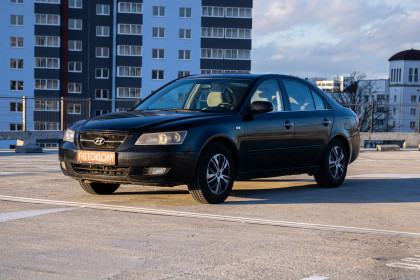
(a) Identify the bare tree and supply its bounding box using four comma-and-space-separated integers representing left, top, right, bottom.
330, 72, 393, 132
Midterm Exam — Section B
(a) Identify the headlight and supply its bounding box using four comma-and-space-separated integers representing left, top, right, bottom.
63, 129, 75, 142
135, 131, 187, 145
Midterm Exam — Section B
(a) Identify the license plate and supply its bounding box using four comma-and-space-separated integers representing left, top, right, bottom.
77, 151, 115, 165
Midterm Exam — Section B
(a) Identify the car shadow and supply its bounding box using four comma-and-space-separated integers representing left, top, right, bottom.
227, 178, 420, 205
112, 178, 420, 205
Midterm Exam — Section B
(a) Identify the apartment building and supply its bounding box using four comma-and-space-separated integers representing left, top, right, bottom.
0, 0, 253, 149
388, 49, 420, 132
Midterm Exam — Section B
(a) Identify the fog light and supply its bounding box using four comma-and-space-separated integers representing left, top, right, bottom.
144, 167, 169, 176
60, 161, 68, 170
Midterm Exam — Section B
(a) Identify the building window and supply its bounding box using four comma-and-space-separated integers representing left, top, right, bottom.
95, 89, 109, 100
35, 79, 59, 90
226, 7, 252, 18
225, 49, 251, 60
178, 50, 191, 60
96, 4, 110, 15
118, 24, 142, 35
201, 27, 224, 38
10, 37, 24, 48
117, 66, 141, 78
225, 28, 252, 39
152, 27, 165, 38
10, 15, 24, 26
35, 57, 59, 69
35, 14, 59, 25
118, 2, 142, 14
35, 122, 59, 130
409, 68, 413, 83
202, 6, 224, 17
10, 59, 24, 69
10, 81, 24, 91
95, 110, 108, 116
152, 49, 165, 59
178, 71, 190, 78
411, 108, 416, 115
153, 6, 165, 17
10, 102, 23, 112
201, 69, 223, 74
68, 61, 82, 72
411, 95, 417, 103
36, 36, 60, 47
201, 48, 223, 59
10, 124, 23, 131
11, 0, 24, 4
96, 26, 110, 37
117, 45, 142, 56
69, 19, 82, 30
152, 70, 164, 80
96, 47, 109, 58
35, 100, 59, 111
68, 103, 81, 114
179, 28, 191, 39
393, 107, 396, 115
415, 68, 419, 83
68, 82, 82, 93
394, 95, 397, 102
68, 40, 82, 51
410, 121, 416, 129
117, 87, 141, 98
95, 68, 109, 79
69, 0, 82, 8
34, 0, 60, 3
179, 7, 192, 18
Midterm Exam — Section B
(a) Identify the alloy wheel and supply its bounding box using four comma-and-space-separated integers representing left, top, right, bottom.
206, 153, 231, 195
328, 146, 345, 180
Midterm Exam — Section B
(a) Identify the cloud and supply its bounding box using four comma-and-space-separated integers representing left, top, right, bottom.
252, 0, 420, 78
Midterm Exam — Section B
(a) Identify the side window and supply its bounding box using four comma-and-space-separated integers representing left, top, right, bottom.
311, 89, 326, 110
283, 80, 315, 111
250, 79, 283, 112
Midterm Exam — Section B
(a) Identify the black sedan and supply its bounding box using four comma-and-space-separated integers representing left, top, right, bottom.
59, 74, 360, 204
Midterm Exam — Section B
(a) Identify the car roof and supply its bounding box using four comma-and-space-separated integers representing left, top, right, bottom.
183, 73, 302, 81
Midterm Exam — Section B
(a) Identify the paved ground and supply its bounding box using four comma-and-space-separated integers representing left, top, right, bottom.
0, 149, 420, 279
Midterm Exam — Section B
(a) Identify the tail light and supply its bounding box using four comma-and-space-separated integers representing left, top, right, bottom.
354, 116, 360, 131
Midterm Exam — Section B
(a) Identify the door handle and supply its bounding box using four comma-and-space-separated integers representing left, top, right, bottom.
283, 121, 294, 129
322, 119, 331, 126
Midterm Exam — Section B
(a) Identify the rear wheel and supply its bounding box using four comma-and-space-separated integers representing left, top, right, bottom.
79, 180, 120, 195
314, 139, 348, 188
188, 143, 235, 204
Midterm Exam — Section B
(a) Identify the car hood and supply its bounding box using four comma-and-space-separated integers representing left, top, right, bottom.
76, 110, 209, 133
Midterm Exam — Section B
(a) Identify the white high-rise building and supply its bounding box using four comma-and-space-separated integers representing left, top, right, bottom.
388, 49, 420, 132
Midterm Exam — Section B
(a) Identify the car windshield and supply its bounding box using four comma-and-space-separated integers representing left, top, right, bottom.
135, 78, 253, 113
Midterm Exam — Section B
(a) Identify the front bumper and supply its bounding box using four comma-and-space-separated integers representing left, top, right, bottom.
59, 142, 198, 186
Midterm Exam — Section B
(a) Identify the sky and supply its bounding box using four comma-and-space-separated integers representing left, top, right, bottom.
251, 0, 420, 79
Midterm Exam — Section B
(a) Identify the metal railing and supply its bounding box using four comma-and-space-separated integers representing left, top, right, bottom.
340, 102, 420, 133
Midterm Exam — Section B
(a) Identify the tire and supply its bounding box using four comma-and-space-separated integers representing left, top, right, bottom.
188, 143, 235, 204
79, 180, 120, 195
314, 139, 348, 188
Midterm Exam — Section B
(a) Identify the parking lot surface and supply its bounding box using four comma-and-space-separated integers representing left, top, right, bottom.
1, 149, 420, 279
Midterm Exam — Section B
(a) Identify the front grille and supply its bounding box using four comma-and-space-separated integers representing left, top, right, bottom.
72, 164, 129, 176
79, 133, 126, 150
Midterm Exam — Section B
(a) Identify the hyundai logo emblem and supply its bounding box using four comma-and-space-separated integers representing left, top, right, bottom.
93, 137, 106, 146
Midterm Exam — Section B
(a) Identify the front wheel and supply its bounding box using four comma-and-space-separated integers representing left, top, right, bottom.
79, 180, 120, 195
188, 143, 235, 204
314, 139, 348, 188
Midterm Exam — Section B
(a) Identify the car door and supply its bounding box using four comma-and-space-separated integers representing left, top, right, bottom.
242, 79, 294, 172
280, 78, 333, 166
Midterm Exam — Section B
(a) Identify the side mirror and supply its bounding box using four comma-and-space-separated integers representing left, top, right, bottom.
251, 101, 273, 114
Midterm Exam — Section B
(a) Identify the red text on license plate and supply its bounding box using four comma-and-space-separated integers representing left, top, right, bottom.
77, 151, 115, 165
